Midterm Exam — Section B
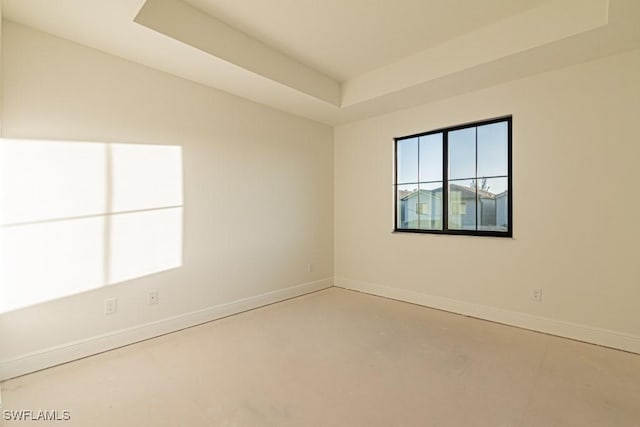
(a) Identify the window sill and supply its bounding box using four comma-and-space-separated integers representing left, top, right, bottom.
392, 229, 513, 238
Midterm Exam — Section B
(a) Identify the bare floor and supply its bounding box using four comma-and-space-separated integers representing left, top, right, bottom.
2, 288, 640, 426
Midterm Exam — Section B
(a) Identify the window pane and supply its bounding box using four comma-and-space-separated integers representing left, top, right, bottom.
448, 179, 476, 230
418, 182, 443, 230
419, 133, 442, 182
0, 139, 106, 225
477, 122, 508, 177
109, 207, 183, 284
0, 217, 105, 312
396, 184, 418, 229
397, 138, 418, 184
448, 128, 476, 180
478, 177, 509, 231
111, 144, 183, 212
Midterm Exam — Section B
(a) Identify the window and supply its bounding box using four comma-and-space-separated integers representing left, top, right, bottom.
394, 116, 512, 237
0, 139, 184, 313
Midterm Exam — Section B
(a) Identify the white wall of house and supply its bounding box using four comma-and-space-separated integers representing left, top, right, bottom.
0, 21, 334, 372
335, 48, 640, 352
496, 192, 508, 229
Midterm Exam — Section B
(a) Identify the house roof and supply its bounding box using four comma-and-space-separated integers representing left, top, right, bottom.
400, 183, 503, 201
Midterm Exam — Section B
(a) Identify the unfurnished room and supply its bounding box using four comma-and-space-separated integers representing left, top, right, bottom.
0, 0, 639, 426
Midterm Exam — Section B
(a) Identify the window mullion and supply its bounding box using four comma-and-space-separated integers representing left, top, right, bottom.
443, 131, 448, 232
475, 126, 479, 231
417, 136, 421, 230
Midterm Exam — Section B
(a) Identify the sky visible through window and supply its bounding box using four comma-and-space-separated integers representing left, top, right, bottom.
398, 121, 508, 192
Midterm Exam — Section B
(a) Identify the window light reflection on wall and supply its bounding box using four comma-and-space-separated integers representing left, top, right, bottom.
0, 139, 184, 313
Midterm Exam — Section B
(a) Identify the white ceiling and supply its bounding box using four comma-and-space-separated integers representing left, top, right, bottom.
183, 0, 547, 82
2, 0, 640, 125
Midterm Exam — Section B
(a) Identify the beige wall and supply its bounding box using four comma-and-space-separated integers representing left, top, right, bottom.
335, 48, 640, 349
0, 22, 333, 363
1, 18, 639, 375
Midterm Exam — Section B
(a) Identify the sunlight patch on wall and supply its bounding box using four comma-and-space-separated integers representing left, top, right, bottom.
0, 140, 107, 224
0, 139, 184, 313
1, 217, 106, 312
111, 143, 183, 212
110, 208, 183, 285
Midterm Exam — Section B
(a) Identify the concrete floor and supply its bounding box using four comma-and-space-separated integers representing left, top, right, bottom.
2, 288, 639, 426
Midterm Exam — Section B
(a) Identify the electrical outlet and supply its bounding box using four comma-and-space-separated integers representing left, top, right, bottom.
532, 288, 543, 302
104, 298, 117, 315
307, 263, 314, 273
148, 290, 159, 305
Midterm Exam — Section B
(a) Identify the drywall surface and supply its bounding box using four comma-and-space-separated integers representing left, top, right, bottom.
335, 48, 640, 351
0, 21, 333, 367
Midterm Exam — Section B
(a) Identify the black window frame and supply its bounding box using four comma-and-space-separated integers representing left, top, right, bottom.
394, 116, 512, 238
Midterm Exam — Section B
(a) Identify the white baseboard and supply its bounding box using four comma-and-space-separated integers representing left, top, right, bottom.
0, 278, 333, 381
335, 277, 640, 355
4, 276, 637, 381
